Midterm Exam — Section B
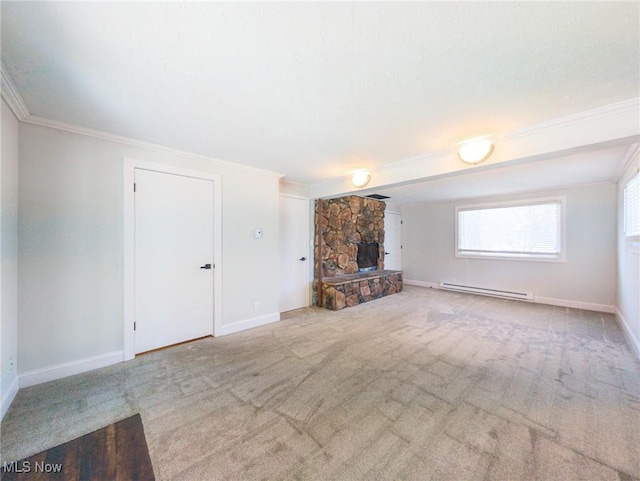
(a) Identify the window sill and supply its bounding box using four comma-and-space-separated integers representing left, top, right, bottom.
456, 252, 566, 263
624, 239, 640, 255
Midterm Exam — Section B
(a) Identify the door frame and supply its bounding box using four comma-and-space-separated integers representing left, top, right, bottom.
279, 193, 312, 310
123, 157, 222, 361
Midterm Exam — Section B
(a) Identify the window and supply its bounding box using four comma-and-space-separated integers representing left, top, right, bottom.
456, 197, 565, 262
624, 171, 640, 241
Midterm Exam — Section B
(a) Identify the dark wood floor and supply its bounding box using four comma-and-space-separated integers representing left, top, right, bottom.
1, 414, 154, 481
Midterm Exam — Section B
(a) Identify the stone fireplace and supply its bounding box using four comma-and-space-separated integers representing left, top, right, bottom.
314, 195, 385, 280
313, 195, 402, 310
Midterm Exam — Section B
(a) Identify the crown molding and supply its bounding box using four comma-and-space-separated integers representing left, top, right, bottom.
0, 62, 29, 120
1, 62, 283, 179
22, 115, 284, 179
502, 97, 639, 141
3, 54, 637, 187
309, 98, 640, 199
612, 142, 640, 183
334, 98, 640, 191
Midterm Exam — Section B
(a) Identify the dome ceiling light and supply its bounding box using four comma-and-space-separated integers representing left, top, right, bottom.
351, 171, 371, 188
458, 139, 494, 164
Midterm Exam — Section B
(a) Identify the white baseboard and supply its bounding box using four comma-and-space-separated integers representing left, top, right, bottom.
17, 314, 281, 388
533, 296, 615, 313
404, 279, 439, 289
218, 312, 281, 336
1, 375, 20, 420
615, 308, 640, 359
19, 351, 124, 388
405, 280, 615, 313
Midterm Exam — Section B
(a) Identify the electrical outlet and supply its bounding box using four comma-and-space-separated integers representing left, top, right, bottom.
253, 301, 260, 312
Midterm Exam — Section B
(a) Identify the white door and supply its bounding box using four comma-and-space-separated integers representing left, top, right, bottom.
384, 211, 402, 270
279, 195, 309, 312
134, 168, 214, 353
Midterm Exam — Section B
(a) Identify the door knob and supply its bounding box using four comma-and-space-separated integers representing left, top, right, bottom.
299, 257, 307, 261
384, 252, 391, 255
200, 264, 212, 269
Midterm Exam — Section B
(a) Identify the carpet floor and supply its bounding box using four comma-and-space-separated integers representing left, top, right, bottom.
1, 286, 639, 480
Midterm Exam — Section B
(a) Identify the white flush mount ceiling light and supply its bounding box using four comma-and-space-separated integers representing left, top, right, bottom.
458, 139, 494, 165
351, 170, 371, 188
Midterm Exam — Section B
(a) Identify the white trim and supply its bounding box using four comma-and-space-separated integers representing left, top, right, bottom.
372, 99, 639, 172
1, 375, 20, 419
623, 170, 640, 239
280, 180, 308, 188
19, 352, 124, 388
218, 312, 281, 336
279, 193, 309, 201
404, 279, 439, 289
612, 143, 640, 184
123, 160, 135, 361
533, 296, 615, 314
123, 158, 223, 361
22, 115, 283, 179
454, 254, 565, 263
455, 196, 565, 212
615, 308, 640, 359
502, 97, 640, 141
279, 180, 310, 198
309, 98, 640, 200
1, 63, 282, 179
0, 62, 29, 120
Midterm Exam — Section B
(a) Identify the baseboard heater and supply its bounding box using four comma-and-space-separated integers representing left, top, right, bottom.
439, 282, 533, 301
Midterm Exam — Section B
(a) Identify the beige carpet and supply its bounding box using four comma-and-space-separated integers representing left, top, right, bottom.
2, 286, 639, 480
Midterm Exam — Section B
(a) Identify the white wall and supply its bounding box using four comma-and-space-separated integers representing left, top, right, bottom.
402, 183, 617, 310
616, 152, 640, 356
279, 179, 309, 198
1, 99, 20, 416
18, 122, 281, 375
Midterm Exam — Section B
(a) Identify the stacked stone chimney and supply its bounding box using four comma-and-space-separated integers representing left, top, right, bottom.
314, 195, 385, 279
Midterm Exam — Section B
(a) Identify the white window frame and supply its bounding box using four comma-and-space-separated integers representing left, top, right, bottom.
455, 196, 566, 263
624, 170, 640, 252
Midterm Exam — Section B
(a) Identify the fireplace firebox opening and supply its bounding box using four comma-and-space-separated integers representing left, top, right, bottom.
356, 242, 379, 272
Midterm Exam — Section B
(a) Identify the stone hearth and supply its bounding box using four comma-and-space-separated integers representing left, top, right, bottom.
322, 270, 403, 311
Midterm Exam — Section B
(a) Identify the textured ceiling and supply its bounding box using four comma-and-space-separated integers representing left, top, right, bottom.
2, 2, 639, 187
